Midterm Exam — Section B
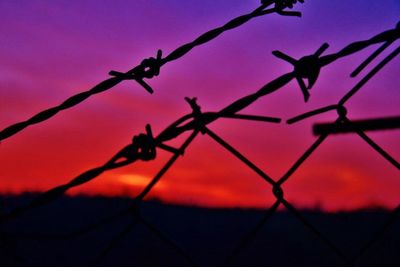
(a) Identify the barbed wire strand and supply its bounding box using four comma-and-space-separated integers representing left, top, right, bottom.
90, 130, 201, 266
1, 25, 398, 264
280, 46, 400, 267
219, 36, 400, 266
2, 130, 200, 266
2, 24, 398, 224
339, 45, 400, 105
0, 0, 302, 143
350, 21, 399, 77
217, 112, 399, 266
2, 21, 399, 266
351, 40, 394, 78
285, 45, 400, 169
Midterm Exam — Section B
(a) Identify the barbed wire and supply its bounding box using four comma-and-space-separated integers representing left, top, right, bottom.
0, 0, 304, 143
1, 8, 399, 267
1, 22, 398, 224
217, 44, 400, 266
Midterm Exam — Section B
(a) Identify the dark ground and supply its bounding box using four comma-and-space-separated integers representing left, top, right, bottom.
0, 195, 399, 267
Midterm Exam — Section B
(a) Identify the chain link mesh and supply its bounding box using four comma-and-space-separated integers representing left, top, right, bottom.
0, 1, 399, 266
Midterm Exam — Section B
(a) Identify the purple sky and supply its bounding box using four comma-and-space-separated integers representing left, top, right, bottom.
0, 0, 399, 211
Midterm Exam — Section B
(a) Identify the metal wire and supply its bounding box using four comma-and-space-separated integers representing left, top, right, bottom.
1, 8, 399, 267
0, 1, 301, 143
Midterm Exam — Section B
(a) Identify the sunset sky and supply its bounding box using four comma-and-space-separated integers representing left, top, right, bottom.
0, 0, 399, 211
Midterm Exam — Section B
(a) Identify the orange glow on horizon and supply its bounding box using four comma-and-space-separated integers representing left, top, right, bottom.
0, 1, 399, 213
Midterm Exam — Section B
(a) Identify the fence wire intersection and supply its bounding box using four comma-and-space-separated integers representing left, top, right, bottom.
1, 3, 399, 267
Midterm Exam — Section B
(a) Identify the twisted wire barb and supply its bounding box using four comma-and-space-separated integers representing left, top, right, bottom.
1, 21, 399, 266
1, 130, 198, 239
221, 44, 400, 262
0, 1, 303, 143
280, 45, 400, 266
197, 28, 400, 266
287, 45, 400, 169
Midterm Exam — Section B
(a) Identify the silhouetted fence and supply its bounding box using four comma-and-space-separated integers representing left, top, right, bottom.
0, 1, 399, 266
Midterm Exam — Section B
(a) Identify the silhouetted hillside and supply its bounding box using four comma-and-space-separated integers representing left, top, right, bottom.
0, 195, 399, 266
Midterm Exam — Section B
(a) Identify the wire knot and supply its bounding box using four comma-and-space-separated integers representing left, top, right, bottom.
336, 105, 348, 120
108, 50, 163, 94
185, 97, 206, 134
272, 43, 329, 102
131, 124, 157, 161
136, 49, 163, 79
273, 0, 304, 17
272, 185, 284, 201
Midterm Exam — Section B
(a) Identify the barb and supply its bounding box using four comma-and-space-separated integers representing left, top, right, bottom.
2, 19, 400, 267
3, 22, 399, 230
109, 49, 163, 94
287, 45, 400, 125
273, 43, 329, 102
262, 0, 304, 17
1, 130, 199, 239
0, 1, 304, 143
4, 1, 395, 143
280, 27, 400, 267
0, 124, 181, 223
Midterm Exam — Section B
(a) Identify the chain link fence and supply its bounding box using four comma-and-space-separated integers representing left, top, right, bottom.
0, 1, 399, 266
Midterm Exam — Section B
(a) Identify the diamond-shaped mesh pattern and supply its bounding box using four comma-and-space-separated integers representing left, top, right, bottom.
0, 1, 399, 266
